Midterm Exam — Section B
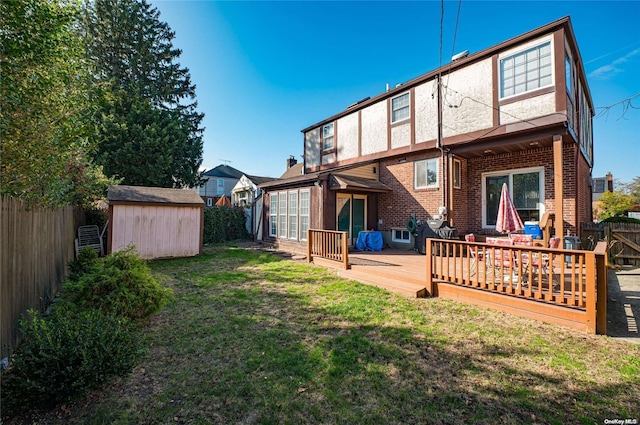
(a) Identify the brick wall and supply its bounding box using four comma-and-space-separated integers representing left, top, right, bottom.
377, 144, 589, 237
378, 153, 444, 231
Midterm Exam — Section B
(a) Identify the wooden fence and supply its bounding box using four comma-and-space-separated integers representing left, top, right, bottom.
581, 222, 640, 266
1, 196, 81, 359
425, 239, 608, 334
307, 229, 349, 269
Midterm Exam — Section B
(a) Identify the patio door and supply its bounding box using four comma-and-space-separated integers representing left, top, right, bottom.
483, 168, 544, 228
336, 194, 367, 245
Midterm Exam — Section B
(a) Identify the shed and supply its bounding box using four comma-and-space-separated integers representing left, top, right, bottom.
107, 185, 204, 259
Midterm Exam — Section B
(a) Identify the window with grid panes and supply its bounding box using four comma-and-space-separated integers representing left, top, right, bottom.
500, 41, 552, 98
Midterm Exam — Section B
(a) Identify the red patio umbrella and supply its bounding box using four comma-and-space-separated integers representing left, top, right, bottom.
495, 183, 524, 234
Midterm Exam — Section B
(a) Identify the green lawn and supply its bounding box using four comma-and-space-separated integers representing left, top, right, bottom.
9, 245, 640, 424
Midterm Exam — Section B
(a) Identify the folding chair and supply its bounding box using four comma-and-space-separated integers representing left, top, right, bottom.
75, 225, 104, 257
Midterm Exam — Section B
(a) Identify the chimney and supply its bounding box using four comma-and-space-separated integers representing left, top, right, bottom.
606, 172, 614, 192
286, 155, 298, 169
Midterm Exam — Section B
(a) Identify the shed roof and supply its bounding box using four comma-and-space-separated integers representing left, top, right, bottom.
108, 185, 204, 205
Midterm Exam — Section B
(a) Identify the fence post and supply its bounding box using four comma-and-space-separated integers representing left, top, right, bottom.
307, 229, 312, 263
594, 241, 608, 335
342, 231, 349, 270
425, 238, 434, 296
585, 251, 597, 334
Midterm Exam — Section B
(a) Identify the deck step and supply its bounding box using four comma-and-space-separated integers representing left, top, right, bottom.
337, 268, 428, 298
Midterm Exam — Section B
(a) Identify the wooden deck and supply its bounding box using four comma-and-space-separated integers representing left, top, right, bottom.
313, 249, 428, 297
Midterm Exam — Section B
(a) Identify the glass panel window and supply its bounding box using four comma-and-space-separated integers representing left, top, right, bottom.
453, 159, 461, 189
288, 191, 298, 240
392, 229, 411, 243
415, 158, 439, 189
278, 192, 287, 238
322, 123, 334, 151
299, 190, 310, 241
500, 41, 552, 98
391, 93, 410, 123
269, 193, 277, 237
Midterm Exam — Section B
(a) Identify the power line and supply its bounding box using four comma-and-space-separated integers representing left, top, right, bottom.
594, 93, 640, 120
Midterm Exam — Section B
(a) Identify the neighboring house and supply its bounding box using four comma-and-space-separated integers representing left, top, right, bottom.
592, 173, 613, 218
196, 164, 244, 207
231, 174, 278, 207
259, 17, 594, 254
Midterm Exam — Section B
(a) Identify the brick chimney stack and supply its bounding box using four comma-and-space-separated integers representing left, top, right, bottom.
606, 172, 613, 192
286, 155, 298, 169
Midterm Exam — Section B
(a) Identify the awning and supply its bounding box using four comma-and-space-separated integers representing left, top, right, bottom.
329, 174, 391, 193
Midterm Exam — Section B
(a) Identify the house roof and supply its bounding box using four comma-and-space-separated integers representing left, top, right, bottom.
108, 185, 204, 205
259, 161, 381, 191
246, 175, 278, 185
280, 163, 304, 179
203, 164, 244, 179
329, 174, 391, 193
301, 16, 589, 133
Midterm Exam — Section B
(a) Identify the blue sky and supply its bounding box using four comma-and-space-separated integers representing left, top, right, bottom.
149, 0, 640, 185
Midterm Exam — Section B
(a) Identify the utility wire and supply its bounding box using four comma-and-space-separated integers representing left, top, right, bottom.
594, 93, 640, 120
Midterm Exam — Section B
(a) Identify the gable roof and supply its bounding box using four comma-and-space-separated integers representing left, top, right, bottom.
108, 185, 204, 205
203, 164, 244, 179
246, 175, 278, 185
280, 163, 304, 179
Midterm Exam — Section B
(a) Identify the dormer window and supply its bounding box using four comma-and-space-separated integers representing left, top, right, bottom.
391, 92, 410, 123
322, 123, 334, 151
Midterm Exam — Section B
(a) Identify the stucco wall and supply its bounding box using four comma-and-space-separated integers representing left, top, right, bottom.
391, 123, 411, 149
442, 59, 494, 137
337, 112, 359, 160
414, 80, 437, 143
305, 128, 321, 169
500, 92, 556, 125
361, 101, 388, 155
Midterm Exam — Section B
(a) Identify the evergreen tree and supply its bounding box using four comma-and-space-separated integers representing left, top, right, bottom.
84, 0, 204, 188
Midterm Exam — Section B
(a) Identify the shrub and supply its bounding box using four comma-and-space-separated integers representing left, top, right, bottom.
0, 309, 141, 413
67, 246, 100, 282
203, 206, 250, 244
600, 216, 640, 224
61, 248, 173, 320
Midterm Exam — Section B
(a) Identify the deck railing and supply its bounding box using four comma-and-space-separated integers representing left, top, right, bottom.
425, 238, 608, 334
307, 229, 349, 269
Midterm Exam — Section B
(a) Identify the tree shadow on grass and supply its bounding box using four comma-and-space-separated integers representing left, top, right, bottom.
5, 247, 639, 425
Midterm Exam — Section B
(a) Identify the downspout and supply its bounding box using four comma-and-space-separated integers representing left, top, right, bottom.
436, 73, 448, 220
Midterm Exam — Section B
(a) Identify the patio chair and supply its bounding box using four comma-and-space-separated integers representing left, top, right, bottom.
465, 234, 483, 277
486, 237, 516, 284
75, 225, 104, 257
521, 236, 561, 288
510, 233, 534, 247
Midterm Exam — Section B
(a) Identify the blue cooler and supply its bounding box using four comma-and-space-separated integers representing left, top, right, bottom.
524, 221, 542, 239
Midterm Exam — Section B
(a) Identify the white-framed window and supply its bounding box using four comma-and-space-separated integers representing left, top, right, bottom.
391, 92, 410, 123
392, 228, 411, 243
500, 41, 552, 99
299, 190, 310, 241
206, 198, 213, 207
322, 123, 334, 151
288, 191, 298, 239
482, 167, 545, 228
415, 158, 439, 189
269, 193, 278, 237
453, 158, 461, 189
278, 192, 287, 238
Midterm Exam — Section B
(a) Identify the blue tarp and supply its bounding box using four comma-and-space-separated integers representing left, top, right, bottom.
355, 231, 383, 251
